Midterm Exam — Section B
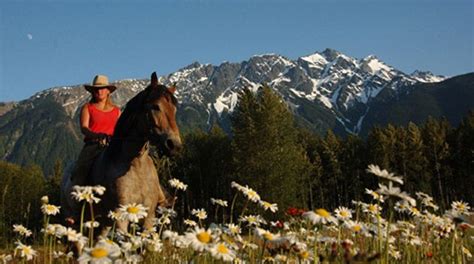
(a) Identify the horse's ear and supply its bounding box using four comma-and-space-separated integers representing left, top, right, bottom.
151, 72, 158, 87
168, 82, 177, 94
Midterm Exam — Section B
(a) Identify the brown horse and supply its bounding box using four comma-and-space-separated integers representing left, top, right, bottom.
61, 72, 182, 234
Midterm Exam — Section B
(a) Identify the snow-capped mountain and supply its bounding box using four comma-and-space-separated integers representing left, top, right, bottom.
5, 49, 446, 135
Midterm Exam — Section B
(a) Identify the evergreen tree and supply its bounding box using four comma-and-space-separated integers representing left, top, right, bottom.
405, 122, 430, 194
450, 111, 474, 203
231, 86, 311, 212
318, 130, 343, 208
422, 117, 452, 209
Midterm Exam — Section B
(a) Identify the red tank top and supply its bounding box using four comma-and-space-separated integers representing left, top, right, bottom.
86, 103, 120, 140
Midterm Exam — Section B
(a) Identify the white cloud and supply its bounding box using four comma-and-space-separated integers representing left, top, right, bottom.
27, 34, 33, 40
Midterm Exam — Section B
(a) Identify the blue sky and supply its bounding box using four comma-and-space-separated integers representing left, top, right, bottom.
1, 0, 472, 101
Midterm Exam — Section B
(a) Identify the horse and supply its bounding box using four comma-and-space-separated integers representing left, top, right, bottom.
60, 72, 182, 235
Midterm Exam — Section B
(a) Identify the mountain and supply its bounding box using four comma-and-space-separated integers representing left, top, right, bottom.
1, 48, 471, 175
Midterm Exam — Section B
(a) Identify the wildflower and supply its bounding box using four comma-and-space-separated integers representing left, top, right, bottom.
416, 192, 439, 211
184, 219, 197, 227
259, 201, 278, 212
84, 221, 100, 229
409, 207, 422, 217
211, 198, 228, 207
344, 220, 366, 234
366, 164, 404, 184
157, 214, 171, 225
451, 201, 471, 215
231, 181, 246, 192
191, 208, 208, 220
463, 246, 472, 259
242, 187, 261, 203
12, 224, 32, 237
334, 206, 353, 221
394, 200, 411, 213
377, 182, 416, 206
0, 253, 12, 263
365, 188, 385, 203
185, 227, 213, 251
65, 227, 82, 242
226, 223, 241, 235
71, 186, 101, 204
108, 210, 121, 221
209, 242, 236, 262
41, 204, 60, 216
156, 207, 177, 217
388, 244, 401, 260
286, 207, 305, 216
78, 240, 121, 264
239, 214, 267, 227
92, 185, 106, 195
303, 209, 337, 225
169, 178, 188, 191
362, 203, 382, 215
14, 241, 37, 261
118, 203, 148, 223
41, 195, 49, 204
144, 234, 163, 252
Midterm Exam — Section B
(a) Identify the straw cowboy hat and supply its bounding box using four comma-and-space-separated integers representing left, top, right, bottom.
84, 75, 117, 93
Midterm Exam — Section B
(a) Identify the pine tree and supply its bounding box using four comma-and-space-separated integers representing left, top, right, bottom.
231, 86, 311, 212
422, 117, 451, 209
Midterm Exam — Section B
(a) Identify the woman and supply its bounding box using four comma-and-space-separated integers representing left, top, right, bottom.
70, 74, 121, 186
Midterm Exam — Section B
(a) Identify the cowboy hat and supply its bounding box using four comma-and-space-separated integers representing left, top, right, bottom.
84, 75, 117, 93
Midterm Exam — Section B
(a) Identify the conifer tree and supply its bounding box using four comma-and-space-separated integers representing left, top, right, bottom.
231, 86, 310, 212
422, 117, 451, 208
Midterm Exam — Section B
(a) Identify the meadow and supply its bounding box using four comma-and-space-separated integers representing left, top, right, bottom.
1, 164, 473, 263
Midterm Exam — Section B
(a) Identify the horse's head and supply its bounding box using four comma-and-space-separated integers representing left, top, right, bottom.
143, 72, 182, 156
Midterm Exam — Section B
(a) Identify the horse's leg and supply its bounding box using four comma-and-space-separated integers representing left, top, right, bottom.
116, 219, 129, 234
143, 200, 158, 231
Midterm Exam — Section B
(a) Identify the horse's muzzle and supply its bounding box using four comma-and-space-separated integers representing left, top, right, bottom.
165, 138, 183, 156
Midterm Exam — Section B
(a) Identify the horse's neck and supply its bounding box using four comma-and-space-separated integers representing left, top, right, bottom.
107, 139, 149, 163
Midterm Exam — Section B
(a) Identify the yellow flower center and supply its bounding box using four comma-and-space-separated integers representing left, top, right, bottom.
353, 225, 362, 232
197, 232, 211, 243
263, 232, 273, 241
91, 248, 108, 258
340, 211, 349, 217
316, 209, 330, 218
247, 216, 256, 223
368, 205, 377, 212
248, 191, 257, 198
263, 202, 271, 208
127, 207, 140, 214
217, 243, 229, 254
46, 205, 55, 211
23, 247, 31, 255
299, 251, 309, 259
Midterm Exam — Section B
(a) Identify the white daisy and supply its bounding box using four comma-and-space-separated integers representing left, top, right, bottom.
209, 242, 236, 262
168, 178, 188, 191
71, 186, 101, 204
41, 204, 60, 216
259, 201, 278, 212
184, 219, 197, 227
191, 208, 208, 220
184, 227, 213, 252
211, 198, 228, 207
12, 224, 32, 237
78, 240, 121, 264
366, 164, 404, 184
118, 203, 148, 223
14, 241, 37, 261
334, 206, 353, 221
303, 209, 337, 225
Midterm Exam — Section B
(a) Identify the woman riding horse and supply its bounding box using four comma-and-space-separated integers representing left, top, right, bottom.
61, 72, 182, 235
